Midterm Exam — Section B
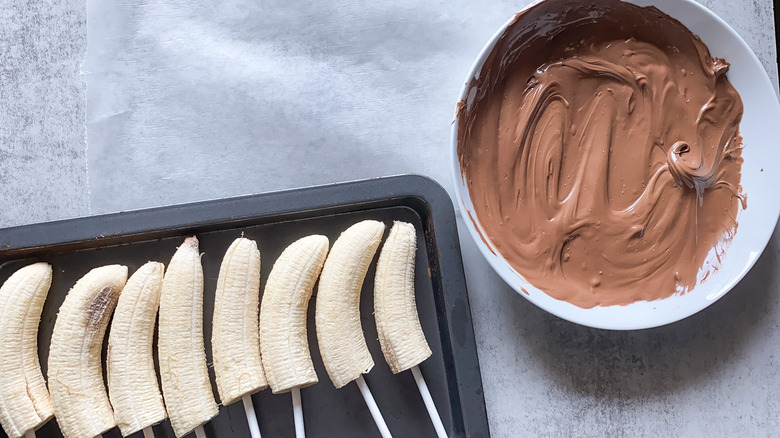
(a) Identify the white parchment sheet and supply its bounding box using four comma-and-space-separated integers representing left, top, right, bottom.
83, 0, 524, 213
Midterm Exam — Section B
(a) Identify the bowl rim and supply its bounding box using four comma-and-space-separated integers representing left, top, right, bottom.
450, 0, 780, 330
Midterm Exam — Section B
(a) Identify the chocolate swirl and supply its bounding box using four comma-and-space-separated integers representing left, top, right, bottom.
457, 0, 744, 308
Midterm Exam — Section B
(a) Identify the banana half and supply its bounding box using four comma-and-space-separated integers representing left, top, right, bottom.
108, 261, 168, 436
158, 236, 218, 438
0, 263, 54, 438
374, 221, 432, 374
212, 237, 267, 406
316, 220, 385, 388
48, 264, 128, 438
259, 234, 329, 394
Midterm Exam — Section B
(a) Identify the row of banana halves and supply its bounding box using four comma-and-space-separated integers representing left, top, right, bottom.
0, 220, 432, 438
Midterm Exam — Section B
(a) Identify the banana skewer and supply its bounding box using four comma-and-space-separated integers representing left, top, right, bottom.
375, 221, 446, 438
315, 221, 391, 437
374, 221, 431, 372
0, 263, 55, 438
212, 237, 266, 438
259, 234, 329, 438
107, 262, 168, 437
48, 264, 128, 438
316, 220, 384, 388
158, 237, 218, 438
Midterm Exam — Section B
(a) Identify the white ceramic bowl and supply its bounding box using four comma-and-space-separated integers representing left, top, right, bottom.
451, 0, 780, 330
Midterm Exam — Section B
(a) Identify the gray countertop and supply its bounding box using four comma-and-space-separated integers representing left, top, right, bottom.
1, 0, 778, 436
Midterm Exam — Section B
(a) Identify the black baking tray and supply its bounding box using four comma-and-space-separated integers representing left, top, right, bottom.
0, 174, 489, 438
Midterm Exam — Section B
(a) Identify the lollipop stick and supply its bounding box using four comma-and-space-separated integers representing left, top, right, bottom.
242, 394, 262, 438
142, 426, 155, 438
194, 425, 207, 438
355, 375, 392, 438
292, 386, 305, 438
411, 365, 447, 438
24, 431, 35, 438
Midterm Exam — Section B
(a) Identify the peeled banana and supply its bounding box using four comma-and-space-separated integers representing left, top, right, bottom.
48, 264, 128, 438
0, 263, 54, 438
212, 237, 267, 406
107, 261, 167, 436
259, 235, 329, 394
374, 221, 431, 373
316, 220, 385, 388
158, 236, 218, 438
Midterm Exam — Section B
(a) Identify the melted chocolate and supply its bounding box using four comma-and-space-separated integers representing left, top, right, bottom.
457, 0, 744, 308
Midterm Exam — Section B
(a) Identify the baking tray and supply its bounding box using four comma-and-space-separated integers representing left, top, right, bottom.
0, 174, 489, 438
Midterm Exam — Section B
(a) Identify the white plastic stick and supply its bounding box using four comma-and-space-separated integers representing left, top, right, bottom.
194, 425, 207, 438
142, 426, 155, 438
242, 394, 262, 438
355, 375, 392, 438
292, 386, 305, 438
24, 431, 35, 438
411, 365, 447, 438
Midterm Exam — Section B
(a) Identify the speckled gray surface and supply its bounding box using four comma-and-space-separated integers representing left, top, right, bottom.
0, 0, 88, 227
1, 0, 779, 437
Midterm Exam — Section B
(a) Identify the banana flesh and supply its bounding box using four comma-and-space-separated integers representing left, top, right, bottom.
107, 262, 168, 436
259, 235, 329, 394
316, 220, 385, 388
0, 263, 55, 438
158, 236, 218, 438
374, 221, 432, 374
48, 264, 128, 438
212, 237, 267, 406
